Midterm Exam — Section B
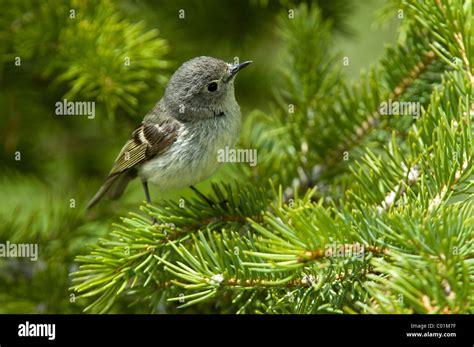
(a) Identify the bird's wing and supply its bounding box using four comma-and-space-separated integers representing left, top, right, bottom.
109, 120, 180, 175
86, 118, 180, 209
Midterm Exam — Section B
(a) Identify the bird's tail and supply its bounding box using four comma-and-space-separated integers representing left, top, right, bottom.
86, 171, 135, 209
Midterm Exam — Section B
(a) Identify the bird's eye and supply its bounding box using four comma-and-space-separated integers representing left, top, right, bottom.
207, 82, 218, 92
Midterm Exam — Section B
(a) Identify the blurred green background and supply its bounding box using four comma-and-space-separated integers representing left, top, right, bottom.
0, 0, 396, 312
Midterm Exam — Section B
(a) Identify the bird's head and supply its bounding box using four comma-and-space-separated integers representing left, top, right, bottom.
164, 56, 252, 121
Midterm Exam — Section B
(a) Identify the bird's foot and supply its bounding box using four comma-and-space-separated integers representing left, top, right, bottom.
201, 196, 229, 211
189, 185, 229, 211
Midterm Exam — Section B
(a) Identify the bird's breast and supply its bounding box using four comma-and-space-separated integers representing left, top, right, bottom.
139, 107, 241, 190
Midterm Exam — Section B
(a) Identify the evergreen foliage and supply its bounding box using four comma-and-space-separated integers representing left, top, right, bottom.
1, 0, 472, 314
72, 1, 473, 313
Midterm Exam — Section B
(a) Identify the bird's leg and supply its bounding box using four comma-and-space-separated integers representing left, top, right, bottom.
142, 180, 157, 224
190, 185, 215, 206
190, 185, 228, 210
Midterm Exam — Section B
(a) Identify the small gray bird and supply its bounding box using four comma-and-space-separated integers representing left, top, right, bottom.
86, 56, 252, 210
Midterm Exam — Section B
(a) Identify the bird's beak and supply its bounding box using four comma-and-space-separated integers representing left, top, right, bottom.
229, 60, 252, 79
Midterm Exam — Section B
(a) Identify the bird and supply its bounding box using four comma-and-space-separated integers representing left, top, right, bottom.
86, 56, 252, 214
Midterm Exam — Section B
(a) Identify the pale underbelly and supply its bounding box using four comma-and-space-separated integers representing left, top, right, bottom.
138, 122, 239, 190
